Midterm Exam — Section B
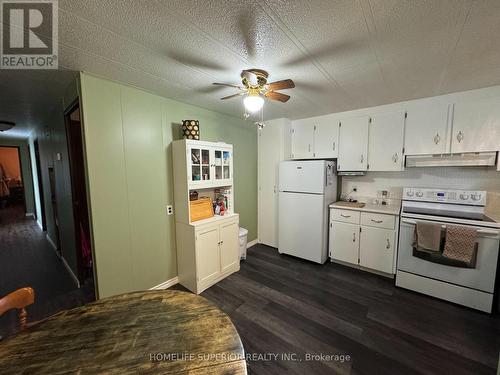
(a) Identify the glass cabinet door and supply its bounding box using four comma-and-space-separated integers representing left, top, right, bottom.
214, 149, 231, 181
223, 150, 231, 179
214, 150, 223, 180
190, 147, 211, 182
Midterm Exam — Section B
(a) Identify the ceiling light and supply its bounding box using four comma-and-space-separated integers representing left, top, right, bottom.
0, 121, 15, 132
244, 95, 264, 113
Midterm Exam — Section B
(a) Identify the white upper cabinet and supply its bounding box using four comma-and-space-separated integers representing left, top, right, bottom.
291, 118, 314, 159
313, 115, 339, 159
338, 116, 369, 171
291, 115, 339, 159
404, 102, 450, 155
368, 111, 405, 171
451, 96, 500, 153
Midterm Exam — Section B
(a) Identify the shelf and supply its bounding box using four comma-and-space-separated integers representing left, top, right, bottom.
190, 212, 238, 227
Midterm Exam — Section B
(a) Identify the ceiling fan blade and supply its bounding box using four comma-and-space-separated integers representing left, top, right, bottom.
267, 79, 295, 91
221, 93, 244, 100
213, 83, 243, 89
265, 91, 290, 103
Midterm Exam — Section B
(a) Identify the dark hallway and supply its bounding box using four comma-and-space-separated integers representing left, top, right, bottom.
0, 204, 94, 339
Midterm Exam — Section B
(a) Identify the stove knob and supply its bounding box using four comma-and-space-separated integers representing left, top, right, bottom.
460, 193, 469, 200
416, 191, 423, 198
406, 191, 414, 197
471, 193, 481, 201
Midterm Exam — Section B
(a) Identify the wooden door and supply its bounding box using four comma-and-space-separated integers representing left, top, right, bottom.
291, 119, 314, 159
404, 102, 450, 155
338, 116, 369, 171
368, 111, 405, 171
258, 123, 282, 248
219, 220, 239, 273
329, 221, 359, 265
359, 226, 395, 274
196, 226, 221, 284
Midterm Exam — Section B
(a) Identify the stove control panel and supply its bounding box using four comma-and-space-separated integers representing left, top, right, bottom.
403, 188, 486, 206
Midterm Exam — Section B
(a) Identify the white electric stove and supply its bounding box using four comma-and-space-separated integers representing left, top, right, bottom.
396, 188, 500, 313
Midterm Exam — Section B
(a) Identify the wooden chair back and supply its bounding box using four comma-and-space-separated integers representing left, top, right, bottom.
0, 287, 35, 331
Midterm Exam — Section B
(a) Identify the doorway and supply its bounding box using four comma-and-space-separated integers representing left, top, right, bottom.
47, 166, 62, 256
33, 139, 47, 231
65, 102, 93, 284
0, 146, 25, 213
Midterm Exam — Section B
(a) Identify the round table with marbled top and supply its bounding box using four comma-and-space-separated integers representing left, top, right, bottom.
0, 290, 247, 374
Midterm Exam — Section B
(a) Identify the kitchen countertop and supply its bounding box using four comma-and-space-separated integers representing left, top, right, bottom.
330, 201, 401, 216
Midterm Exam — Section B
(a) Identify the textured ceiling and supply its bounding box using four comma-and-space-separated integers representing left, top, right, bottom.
0, 70, 77, 138
2, 0, 500, 138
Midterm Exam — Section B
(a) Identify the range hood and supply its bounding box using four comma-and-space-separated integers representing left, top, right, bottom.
337, 171, 366, 176
406, 152, 497, 168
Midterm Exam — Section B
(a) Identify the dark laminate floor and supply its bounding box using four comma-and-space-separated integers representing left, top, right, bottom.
173, 244, 500, 375
0, 205, 94, 339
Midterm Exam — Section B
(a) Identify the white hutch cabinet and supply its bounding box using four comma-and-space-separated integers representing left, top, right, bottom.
173, 139, 239, 294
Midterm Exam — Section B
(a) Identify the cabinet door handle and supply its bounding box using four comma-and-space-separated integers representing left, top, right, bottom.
308, 144, 311, 152
434, 133, 440, 144
352, 233, 356, 242
360, 154, 364, 163
341, 214, 351, 218
386, 239, 391, 249
457, 131, 464, 143
392, 153, 398, 163
371, 219, 383, 223
332, 141, 335, 151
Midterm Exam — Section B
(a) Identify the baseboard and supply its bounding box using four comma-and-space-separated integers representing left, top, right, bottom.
247, 239, 258, 248
25, 212, 35, 218
46, 234, 57, 251
46, 234, 80, 288
149, 276, 179, 290
61, 256, 81, 288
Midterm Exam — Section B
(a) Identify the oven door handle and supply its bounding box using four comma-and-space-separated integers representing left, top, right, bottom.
401, 219, 499, 236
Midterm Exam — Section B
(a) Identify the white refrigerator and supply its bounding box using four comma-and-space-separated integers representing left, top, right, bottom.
278, 160, 337, 263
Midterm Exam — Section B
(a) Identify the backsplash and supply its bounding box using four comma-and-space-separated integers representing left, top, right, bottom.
341, 167, 500, 202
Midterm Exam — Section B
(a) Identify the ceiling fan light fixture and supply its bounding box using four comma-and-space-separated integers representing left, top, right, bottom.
244, 94, 264, 113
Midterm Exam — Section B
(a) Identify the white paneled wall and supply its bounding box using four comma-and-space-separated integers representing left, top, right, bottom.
342, 167, 500, 201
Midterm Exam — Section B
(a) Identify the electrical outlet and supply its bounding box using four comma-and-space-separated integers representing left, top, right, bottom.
167, 205, 174, 215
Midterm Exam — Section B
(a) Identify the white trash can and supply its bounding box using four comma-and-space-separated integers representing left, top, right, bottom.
239, 227, 248, 260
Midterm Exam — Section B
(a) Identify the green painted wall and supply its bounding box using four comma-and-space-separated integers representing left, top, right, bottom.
0, 137, 35, 215
80, 73, 257, 298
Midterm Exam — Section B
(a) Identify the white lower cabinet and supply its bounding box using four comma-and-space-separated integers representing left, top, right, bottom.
219, 219, 240, 273
196, 226, 221, 284
329, 221, 359, 264
177, 215, 240, 294
329, 208, 398, 276
359, 227, 395, 274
